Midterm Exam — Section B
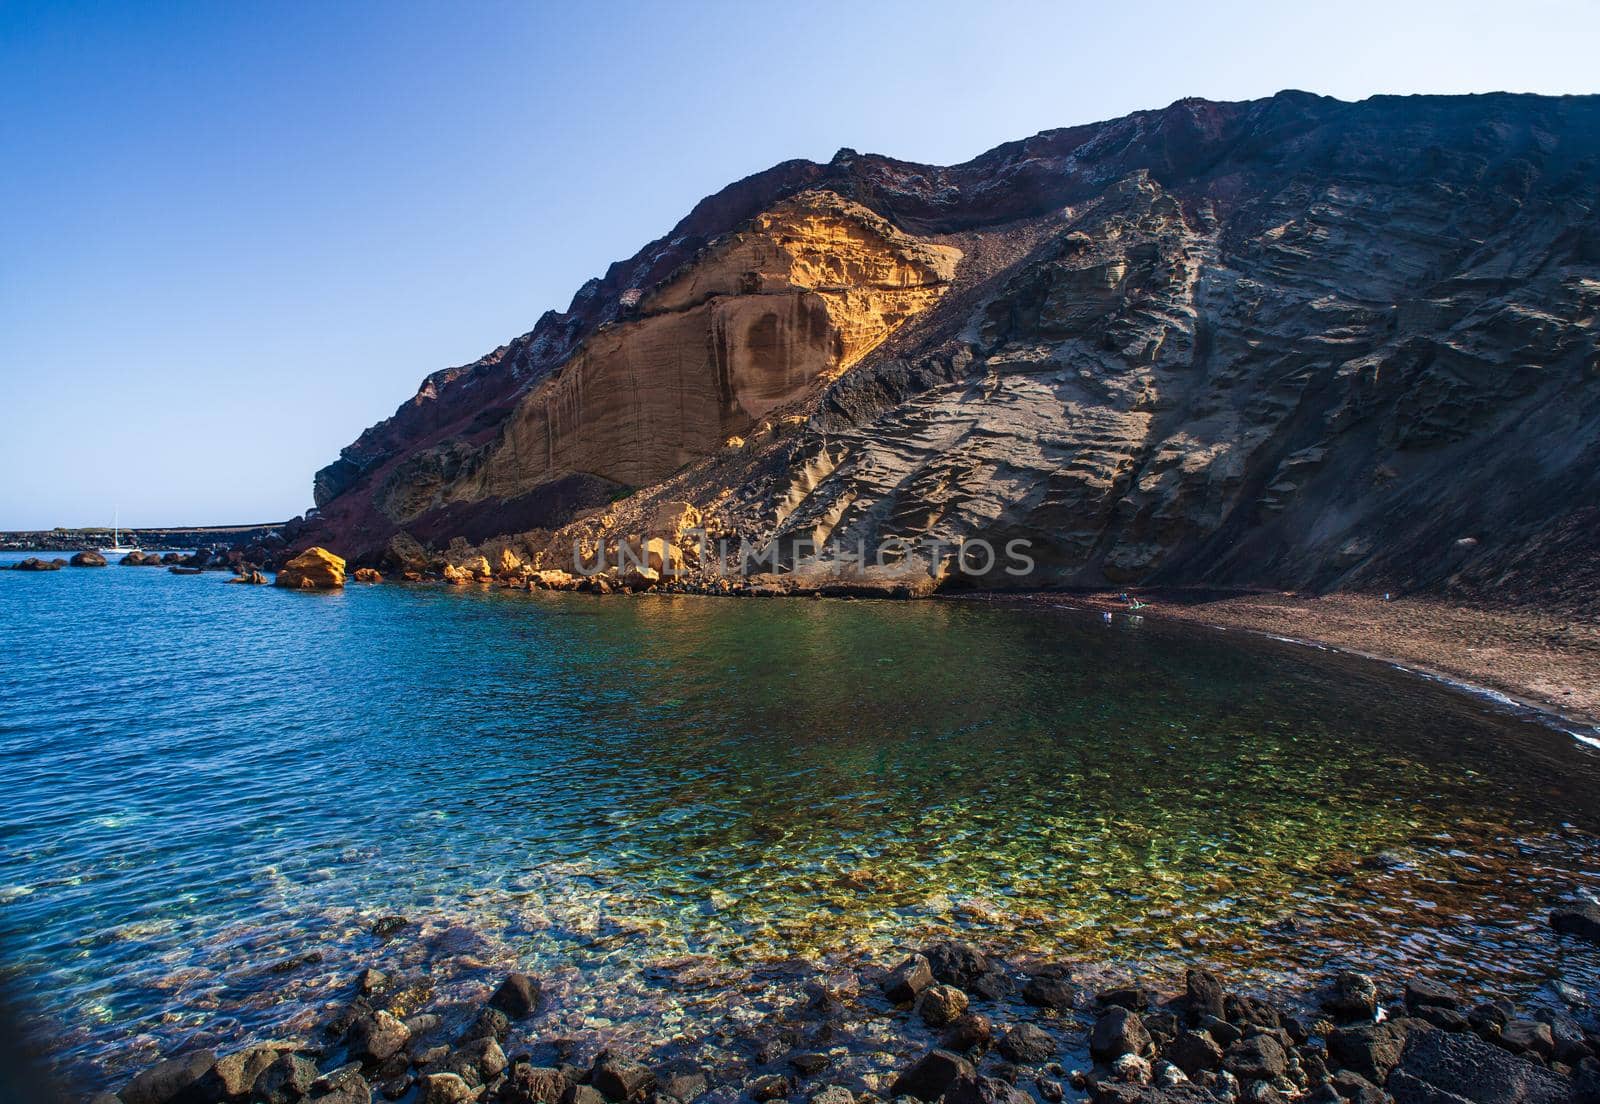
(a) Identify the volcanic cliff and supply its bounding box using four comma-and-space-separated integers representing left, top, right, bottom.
296, 91, 1600, 611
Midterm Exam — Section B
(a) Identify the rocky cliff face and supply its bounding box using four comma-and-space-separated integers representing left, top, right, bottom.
298, 92, 1600, 611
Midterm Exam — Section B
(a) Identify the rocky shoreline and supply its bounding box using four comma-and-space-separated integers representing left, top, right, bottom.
82, 917, 1600, 1104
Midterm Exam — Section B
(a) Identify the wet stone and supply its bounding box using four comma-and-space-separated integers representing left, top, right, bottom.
917, 983, 969, 1027
562, 1085, 606, 1104
1090, 1007, 1153, 1061
1222, 1035, 1286, 1081
942, 1072, 1031, 1104
809, 1088, 854, 1104
1097, 987, 1152, 1012
348, 1010, 410, 1063
1167, 1030, 1223, 1076
891, 1049, 974, 1101
750, 1073, 793, 1101
370, 915, 409, 938
1185, 970, 1226, 1024
591, 1052, 656, 1102
657, 1070, 708, 1102
939, 1012, 993, 1054
996, 1024, 1054, 1064
1198, 1015, 1240, 1047
500, 1064, 573, 1104
1326, 1020, 1415, 1084
420, 1071, 477, 1104
356, 967, 388, 996
1322, 972, 1380, 1023
1405, 977, 1462, 1012
1022, 966, 1077, 1012
922, 942, 990, 989
1498, 1019, 1555, 1059
252, 1053, 319, 1104
119, 1050, 216, 1104
461, 1007, 511, 1043
195, 1042, 289, 1100
489, 971, 542, 1019
788, 1052, 830, 1077
1550, 905, 1600, 944
882, 954, 934, 1004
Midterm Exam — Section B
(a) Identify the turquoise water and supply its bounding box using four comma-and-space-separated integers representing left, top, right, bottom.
4, 551, 1600, 1091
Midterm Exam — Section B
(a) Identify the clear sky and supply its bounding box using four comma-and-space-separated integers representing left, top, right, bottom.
2, 0, 1597, 528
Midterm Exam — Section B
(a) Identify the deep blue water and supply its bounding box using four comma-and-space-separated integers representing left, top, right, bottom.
4, 551, 1600, 1091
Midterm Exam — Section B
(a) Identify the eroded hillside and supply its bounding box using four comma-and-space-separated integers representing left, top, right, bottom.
292, 92, 1600, 610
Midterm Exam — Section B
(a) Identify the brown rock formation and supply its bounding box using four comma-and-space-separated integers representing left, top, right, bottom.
274, 547, 346, 590
69, 551, 107, 567
353, 567, 383, 583
298, 93, 1600, 611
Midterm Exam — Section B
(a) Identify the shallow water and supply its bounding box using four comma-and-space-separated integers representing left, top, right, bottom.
3, 552, 1600, 1091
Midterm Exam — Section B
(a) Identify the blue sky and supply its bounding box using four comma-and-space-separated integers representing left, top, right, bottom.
2, 0, 1597, 528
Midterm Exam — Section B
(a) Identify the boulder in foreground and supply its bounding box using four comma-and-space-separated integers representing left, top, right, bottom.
274, 547, 346, 589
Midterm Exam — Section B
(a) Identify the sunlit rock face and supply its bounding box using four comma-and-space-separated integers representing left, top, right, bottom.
461, 193, 960, 500
300, 92, 1600, 608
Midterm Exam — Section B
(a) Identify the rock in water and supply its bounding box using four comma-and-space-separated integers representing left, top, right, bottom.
488, 971, 542, 1019
273, 546, 346, 589
117, 1050, 215, 1104
12, 556, 63, 571
891, 1050, 975, 1101
882, 954, 934, 1003
353, 566, 383, 582
69, 550, 107, 567
1550, 905, 1600, 944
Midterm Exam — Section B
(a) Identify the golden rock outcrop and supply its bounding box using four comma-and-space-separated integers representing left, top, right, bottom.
412, 193, 959, 516
274, 547, 346, 590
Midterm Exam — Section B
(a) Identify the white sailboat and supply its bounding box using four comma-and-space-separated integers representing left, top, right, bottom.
100, 509, 139, 555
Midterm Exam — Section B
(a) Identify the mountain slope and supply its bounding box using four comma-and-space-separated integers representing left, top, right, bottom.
295, 91, 1600, 611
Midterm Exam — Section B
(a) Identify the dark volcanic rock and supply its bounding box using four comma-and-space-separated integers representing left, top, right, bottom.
943, 1072, 1032, 1104
1091, 1007, 1154, 1061
1551, 906, 1600, 944
891, 1049, 975, 1100
251, 1053, 319, 1104
1389, 1025, 1577, 1103
1405, 977, 1463, 1013
882, 954, 935, 1003
1323, 972, 1380, 1022
488, 971, 542, 1018
1184, 970, 1225, 1024
591, 1052, 655, 1102
940, 1012, 993, 1054
1328, 1019, 1419, 1084
70, 550, 108, 567
118, 1050, 215, 1104
1223, 1034, 1287, 1081
923, 941, 990, 989
1166, 1030, 1224, 1076
997, 1024, 1055, 1064
917, 983, 969, 1027
1022, 965, 1078, 1012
